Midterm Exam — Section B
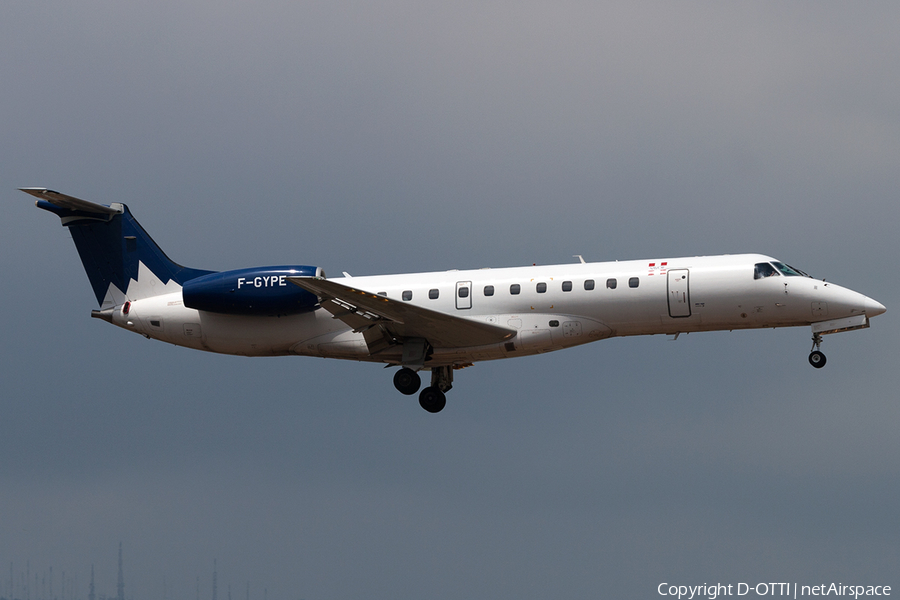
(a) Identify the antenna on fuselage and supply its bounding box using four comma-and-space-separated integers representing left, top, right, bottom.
573, 255, 586, 264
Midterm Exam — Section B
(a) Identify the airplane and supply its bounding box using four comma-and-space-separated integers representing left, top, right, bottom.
23, 187, 886, 413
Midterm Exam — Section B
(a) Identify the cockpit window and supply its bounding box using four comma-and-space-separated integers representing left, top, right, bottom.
771, 262, 810, 277
754, 263, 780, 279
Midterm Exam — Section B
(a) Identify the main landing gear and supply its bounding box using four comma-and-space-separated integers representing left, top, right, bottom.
809, 333, 827, 369
393, 366, 453, 413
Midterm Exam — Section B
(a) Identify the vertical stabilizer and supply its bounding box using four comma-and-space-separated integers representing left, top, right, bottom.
23, 188, 213, 307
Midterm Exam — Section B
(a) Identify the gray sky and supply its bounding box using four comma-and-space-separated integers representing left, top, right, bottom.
2, 2, 898, 599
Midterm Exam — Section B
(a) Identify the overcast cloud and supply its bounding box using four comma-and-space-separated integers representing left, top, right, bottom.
1, 2, 897, 599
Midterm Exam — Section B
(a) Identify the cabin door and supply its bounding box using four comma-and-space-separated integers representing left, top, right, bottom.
667, 269, 691, 318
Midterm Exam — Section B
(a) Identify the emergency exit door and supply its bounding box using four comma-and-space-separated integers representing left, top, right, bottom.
667, 269, 691, 318
456, 281, 472, 310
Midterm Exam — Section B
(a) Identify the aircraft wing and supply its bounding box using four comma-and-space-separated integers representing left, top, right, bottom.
20, 188, 121, 215
287, 276, 516, 349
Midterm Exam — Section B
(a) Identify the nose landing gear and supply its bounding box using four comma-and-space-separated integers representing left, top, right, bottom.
809, 333, 827, 369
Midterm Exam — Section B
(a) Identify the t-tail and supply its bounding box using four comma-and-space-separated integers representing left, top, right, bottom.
22, 188, 214, 309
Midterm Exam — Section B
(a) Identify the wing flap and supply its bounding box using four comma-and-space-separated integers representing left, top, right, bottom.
288, 277, 516, 348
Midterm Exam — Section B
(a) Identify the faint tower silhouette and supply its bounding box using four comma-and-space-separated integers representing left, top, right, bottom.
117, 543, 125, 600
89, 565, 96, 600
212, 560, 217, 600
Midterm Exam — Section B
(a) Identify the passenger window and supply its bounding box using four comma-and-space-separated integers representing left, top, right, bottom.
484, 285, 494, 296
510, 284, 521, 295
607, 278, 617, 289
402, 290, 412, 301
584, 279, 595, 291
754, 263, 780, 279
458, 286, 469, 298
429, 289, 439, 299
536, 282, 547, 293
629, 277, 639, 288
549, 320, 559, 327
562, 281, 572, 292
377, 291, 387, 297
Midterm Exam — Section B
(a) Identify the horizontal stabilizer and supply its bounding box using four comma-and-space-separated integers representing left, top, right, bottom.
20, 188, 121, 216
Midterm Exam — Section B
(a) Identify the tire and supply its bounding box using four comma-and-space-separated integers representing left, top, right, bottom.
418, 387, 447, 413
393, 368, 421, 395
808, 351, 826, 369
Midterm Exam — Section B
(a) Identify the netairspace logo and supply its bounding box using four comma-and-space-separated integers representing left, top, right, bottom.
657, 583, 892, 600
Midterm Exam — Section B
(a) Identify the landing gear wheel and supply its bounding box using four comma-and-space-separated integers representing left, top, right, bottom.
809, 333, 826, 369
808, 351, 827, 369
418, 386, 446, 413
393, 368, 421, 395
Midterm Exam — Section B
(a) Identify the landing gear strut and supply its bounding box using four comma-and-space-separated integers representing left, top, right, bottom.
809, 333, 827, 369
418, 366, 453, 413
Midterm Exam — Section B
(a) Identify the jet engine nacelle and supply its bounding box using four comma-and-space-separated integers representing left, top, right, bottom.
182, 265, 323, 315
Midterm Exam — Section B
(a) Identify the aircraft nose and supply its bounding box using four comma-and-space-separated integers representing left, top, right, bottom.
864, 296, 886, 318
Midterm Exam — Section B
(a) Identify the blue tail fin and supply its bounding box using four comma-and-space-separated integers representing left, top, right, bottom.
24, 188, 213, 307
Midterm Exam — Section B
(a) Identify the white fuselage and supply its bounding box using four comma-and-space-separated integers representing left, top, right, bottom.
110, 254, 881, 366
